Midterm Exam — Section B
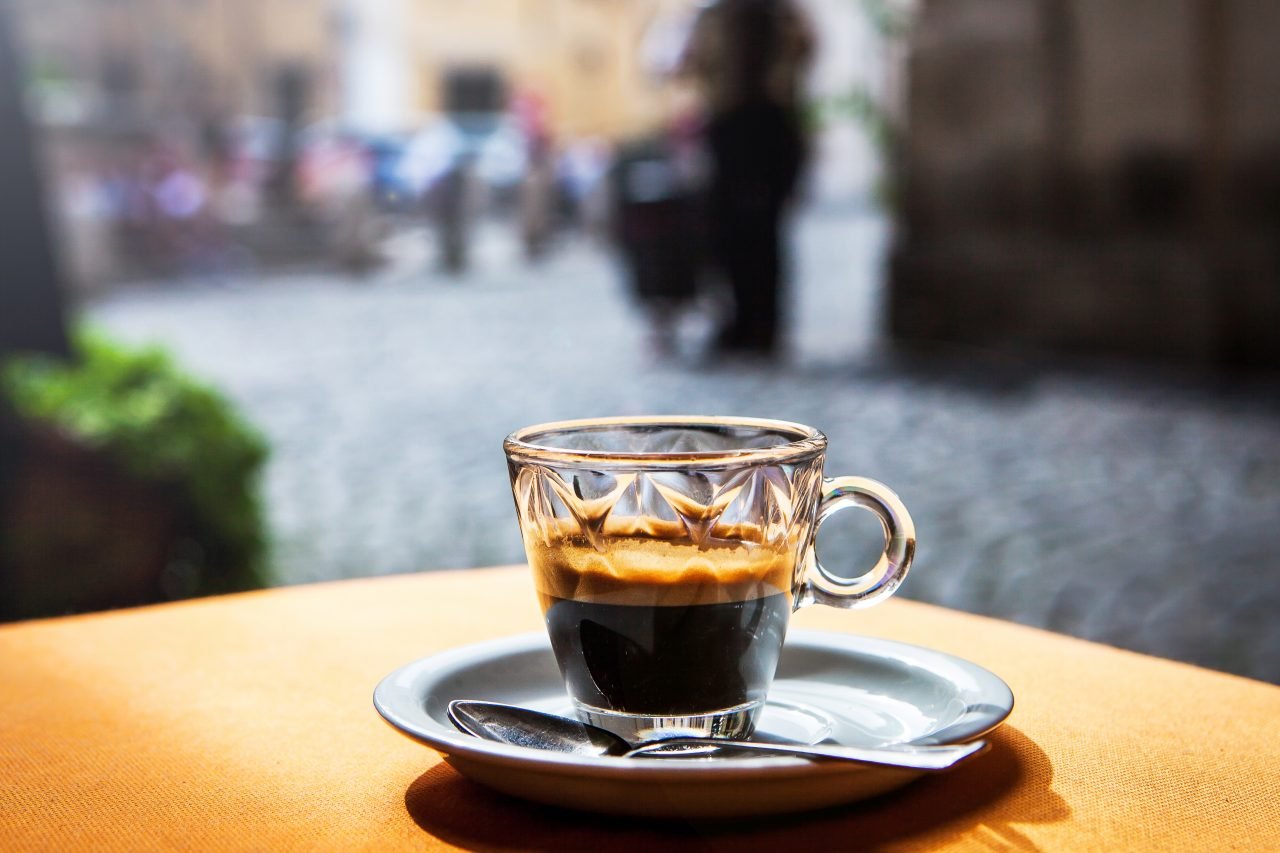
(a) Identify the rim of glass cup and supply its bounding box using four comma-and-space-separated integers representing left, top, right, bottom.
503, 416, 827, 469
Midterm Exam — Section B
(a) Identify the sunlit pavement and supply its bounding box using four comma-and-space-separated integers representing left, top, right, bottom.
91, 207, 1280, 683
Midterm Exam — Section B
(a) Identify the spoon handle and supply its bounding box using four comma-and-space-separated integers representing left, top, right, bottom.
623, 737, 988, 771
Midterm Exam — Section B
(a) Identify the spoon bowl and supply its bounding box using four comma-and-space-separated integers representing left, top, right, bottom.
448, 700, 987, 771
448, 698, 630, 758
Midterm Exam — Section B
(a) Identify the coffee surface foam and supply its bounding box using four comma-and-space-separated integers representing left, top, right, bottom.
528, 519, 795, 607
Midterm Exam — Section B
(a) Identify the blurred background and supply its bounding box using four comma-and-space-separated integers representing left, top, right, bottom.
1, 1, 1277, 683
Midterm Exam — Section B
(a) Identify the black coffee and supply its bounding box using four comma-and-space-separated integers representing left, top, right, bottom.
529, 521, 794, 716
543, 592, 790, 714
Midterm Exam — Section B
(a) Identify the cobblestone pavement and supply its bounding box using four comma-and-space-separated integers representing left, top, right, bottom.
91, 210, 1280, 683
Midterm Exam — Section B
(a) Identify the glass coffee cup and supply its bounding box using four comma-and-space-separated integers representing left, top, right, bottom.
504, 416, 915, 743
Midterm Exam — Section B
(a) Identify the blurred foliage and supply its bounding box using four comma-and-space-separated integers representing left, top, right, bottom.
858, 0, 915, 40
813, 86, 899, 210
1, 329, 270, 595
818, 86, 896, 157
808, 0, 918, 209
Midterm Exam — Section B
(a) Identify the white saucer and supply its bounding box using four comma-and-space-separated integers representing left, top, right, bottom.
373, 630, 1013, 819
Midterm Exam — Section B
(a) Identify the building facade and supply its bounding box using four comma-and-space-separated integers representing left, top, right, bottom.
889, 0, 1280, 367
14, 0, 339, 133
338, 0, 694, 139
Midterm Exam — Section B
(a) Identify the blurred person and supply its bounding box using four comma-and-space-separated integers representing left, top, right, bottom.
146, 142, 237, 277
58, 165, 114, 291
608, 120, 707, 359
103, 150, 155, 269
520, 133, 558, 261
680, 0, 814, 357
515, 89, 558, 261
137, 142, 205, 271
429, 150, 477, 275
297, 129, 381, 272
152, 156, 207, 224
558, 137, 612, 237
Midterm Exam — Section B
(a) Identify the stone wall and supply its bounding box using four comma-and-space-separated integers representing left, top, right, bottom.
888, 0, 1280, 367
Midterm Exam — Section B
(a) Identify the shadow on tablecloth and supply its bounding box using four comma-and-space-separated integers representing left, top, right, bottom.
404, 726, 1070, 851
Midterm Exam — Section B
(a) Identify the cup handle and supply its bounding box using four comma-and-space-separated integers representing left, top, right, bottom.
797, 476, 916, 610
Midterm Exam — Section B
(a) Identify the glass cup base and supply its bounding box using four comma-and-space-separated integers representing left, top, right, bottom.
573, 698, 764, 744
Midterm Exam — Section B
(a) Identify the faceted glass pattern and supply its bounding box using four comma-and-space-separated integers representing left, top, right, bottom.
509, 459, 825, 559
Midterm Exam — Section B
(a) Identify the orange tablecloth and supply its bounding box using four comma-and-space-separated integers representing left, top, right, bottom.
2, 566, 1278, 851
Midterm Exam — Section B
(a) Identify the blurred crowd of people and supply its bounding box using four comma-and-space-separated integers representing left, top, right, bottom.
54, 109, 614, 282
58, 118, 373, 280
53, 0, 815, 360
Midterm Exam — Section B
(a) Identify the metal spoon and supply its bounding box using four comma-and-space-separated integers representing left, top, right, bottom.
447, 700, 987, 771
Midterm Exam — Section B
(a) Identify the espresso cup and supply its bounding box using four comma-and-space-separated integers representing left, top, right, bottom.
504, 416, 915, 743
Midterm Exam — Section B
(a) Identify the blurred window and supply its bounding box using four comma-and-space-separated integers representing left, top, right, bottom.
442, 67, 506, 114
101, 54, 138, 104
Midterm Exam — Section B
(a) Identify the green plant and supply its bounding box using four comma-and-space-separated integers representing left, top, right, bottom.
2, 329, 270, 596
808, 0, 919, 210
857, 0, 914, 41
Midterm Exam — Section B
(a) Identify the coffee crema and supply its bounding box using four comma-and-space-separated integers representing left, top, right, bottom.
528, 518, 795, 608
527, 520, 796, 716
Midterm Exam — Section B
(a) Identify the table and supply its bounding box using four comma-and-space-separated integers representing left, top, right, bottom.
2, 566, 1278, 851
